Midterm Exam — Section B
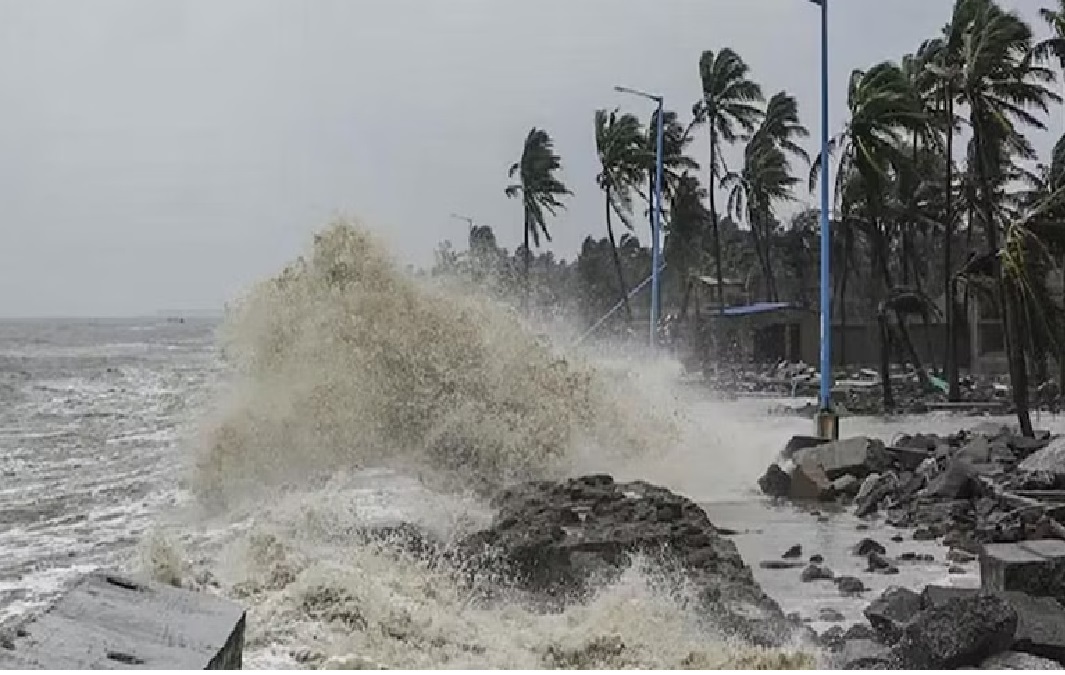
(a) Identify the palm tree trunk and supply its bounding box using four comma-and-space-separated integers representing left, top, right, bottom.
837, 261, 849, 368
523, 212, 531, 313
604, 188, 633, 320
748, 215, 773, 302
946, 92, 960, 400
878, 311, 895, 411
1002, 273, 1034, 436
707, 126, 726, 309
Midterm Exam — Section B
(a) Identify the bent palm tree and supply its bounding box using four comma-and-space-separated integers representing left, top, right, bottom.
693, 48, 764, 307
595, 109, 646, 319
505, 128, 571, 309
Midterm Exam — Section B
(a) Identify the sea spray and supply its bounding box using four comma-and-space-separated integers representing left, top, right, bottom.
194, 220, 676, 502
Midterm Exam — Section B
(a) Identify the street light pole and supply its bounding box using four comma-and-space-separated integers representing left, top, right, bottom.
615, 85, 665, 351
810, 0, 838, 440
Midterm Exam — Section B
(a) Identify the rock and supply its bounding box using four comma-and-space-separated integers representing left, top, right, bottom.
943, 530, 982, 555
836, 639, 893, 669
856, 472, 900, 518
831, 474, 861, 497
949, 565, 967, 574
758, 464, 790, 498
458, 476, 795, 646
836, 576, 866, 595
1019, 438, 1065, 479
809, 554, 824, 563
361, 522, 440, 559
819, 607, 846, 622
921, 459, 982, 500
843, 623, 876, 641
819, 625, 846, 651
1000, 591, 1065, 663
1010, 435, 1052, 460
959, 437, 992, 464
855, 523, 869, 531
789, 461, 833, 501
800, 564, 835, 582
783, 435, 829, 461
759, 560, 804, 570
920, 585, 978, 610
890, 535, 903, 543
913, 526, 940, 541
853, 538, 886, 556
948, 549, 976, 564
782, 544, 802, 559
980, 651, 1064, 669
898, 552, 934, 562
980, 540, 1065, 605
891, 595, 1018, 669
867, 552, 895, 572
794, 437, 892, 480
864, 586, 922, 643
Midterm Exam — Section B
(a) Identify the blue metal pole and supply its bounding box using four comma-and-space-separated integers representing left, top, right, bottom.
651, 97, 665, 350
818, 0, 833, 413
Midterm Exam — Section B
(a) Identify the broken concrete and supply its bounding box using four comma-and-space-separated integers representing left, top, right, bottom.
891, 595, 1018, 669
793, 436, 891, 480
864, 586, 922, 644
981, 540, 1065, 605
0, 572, 246, 670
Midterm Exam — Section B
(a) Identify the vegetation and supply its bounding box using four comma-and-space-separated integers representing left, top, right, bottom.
433, 0, 1065, 437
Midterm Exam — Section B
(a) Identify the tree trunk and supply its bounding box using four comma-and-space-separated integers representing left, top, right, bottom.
604, 188, 633, 320
837, 263, 849, 368
1001, 273, 1034, 437
878, 310, 895, 411
707, 124, 726, 309
946, 92, 959, 400
523, 211, 531, 313
748, 214, 774, 302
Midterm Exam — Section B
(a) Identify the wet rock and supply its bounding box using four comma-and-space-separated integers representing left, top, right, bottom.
458, 475, 795, 647
1010, 435, 1052, 460
819, 607, 846, 622
856, 472, 900, 518
920, 585, 977, 610
794, 437, 892, 480
836, 576, 866, 595
757, 464, 790, 498
943, 530, 981, 555
783, 435, 829, 461
980, 651, 1064, 669
948, 549, 976, 564
843, 623, 876, 641
809, 554, 824, 563
759, 560, 804, 570
949, 565, 967, 574
800, 564, 834, 582
831, 474, 861, 497
819, 625, 846, 651
836, 639, 893, 669
782, 544, 802, 559
867, 552, 897, 574
864, 586, 922, 643
898, 552, 934, 562
921, 459, 982, 500
1019, 438, 1065, 480
855, 523, 869, 531
890, 535, 903, 543
912, 525, 942, 541
891, 595, 1018, 669
980, 540, 1065, 605
1000, 591, 1065, 663
853, 538, 886, 556
789, 462, 833, 501
361, 522, 441, 559
958, 437, 992, 464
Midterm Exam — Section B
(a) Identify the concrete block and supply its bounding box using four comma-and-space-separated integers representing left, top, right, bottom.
0, 572, 245, 670
981, 540, 1065, 605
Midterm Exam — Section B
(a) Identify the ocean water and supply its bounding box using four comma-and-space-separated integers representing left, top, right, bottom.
2, 222, 1052, 669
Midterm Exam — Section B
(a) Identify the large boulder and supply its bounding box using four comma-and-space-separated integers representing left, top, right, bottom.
758, 464, 791, 498
789, 461, 833, 501
1019, 437, 1065, 481
793, 436, 892, 480
891, 595, 1018, 669
864, 587, 922, 644
458, 475, 798, 647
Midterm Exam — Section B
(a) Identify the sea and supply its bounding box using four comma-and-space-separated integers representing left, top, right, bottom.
0, 224, 1051, 669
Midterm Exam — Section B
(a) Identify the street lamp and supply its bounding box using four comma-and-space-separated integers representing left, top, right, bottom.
809, 0, 838, 440
449, 213, 475, 232
615, 85, 665, 351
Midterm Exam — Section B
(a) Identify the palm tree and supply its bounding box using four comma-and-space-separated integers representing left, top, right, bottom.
665, 173, 712, 320
643, 109, 700, 221
693, 48, 764, 308
594, 109, 646, 319
1036, 0, 1065, 118
505, 128, 571, 309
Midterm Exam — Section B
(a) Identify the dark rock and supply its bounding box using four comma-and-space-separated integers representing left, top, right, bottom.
836, 576, 866, 595
835, 639, 894, 669
758, 464, 790, 498
980, 540, 1065, 605
949, 565, 967, 574
948, 549, 976, 564
921, 459, 983, 501
920, 585, 978, 610
789, 461, 834, 501
898, 552, 934, 562
782, 544, 802, 559
458, 475, 795, 647
980, 651, 1064, 669
853, 538, 886, 557
867, 552, 895, 572
794, 436, 892, 480
1001, 592, 1065, 664
913, 525, 940, 541
943, 530, 982, 555
890, 535, 903, 543
801, 564, 835, 582
856, 473, 900, 518
819, 607, 846, 622
891, 595, 1018, 669
759, 560, 804, 570
843, 623, 876, 641
958, 437, 992, 464
361, 522, 441, 559
886, 445, 935, 471
864, 586, 922, 643
819, 625, 846, 651
809, 554, 824, 564
1010, 435, 1052, 460
855, 523, 869, 531
831, 474, 861, 497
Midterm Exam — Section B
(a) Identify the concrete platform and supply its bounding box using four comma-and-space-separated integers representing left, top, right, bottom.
981, 540, 1065, 605
0, 572, 245, 670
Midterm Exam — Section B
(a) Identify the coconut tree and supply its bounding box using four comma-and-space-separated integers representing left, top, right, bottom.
594, 109, 646, 319
692, 48, 764, 308
665, 173, 712, 320
505, 128, 571, 309
1036, 0, 1065, 115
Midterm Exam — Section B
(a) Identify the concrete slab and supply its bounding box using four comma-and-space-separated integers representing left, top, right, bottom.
981, 540, 1065, 605
0, 572, 245, 670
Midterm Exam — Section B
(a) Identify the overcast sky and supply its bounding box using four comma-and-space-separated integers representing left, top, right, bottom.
0, 0, 1056, 317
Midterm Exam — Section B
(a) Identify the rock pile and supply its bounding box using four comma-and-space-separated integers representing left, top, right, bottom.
456, 475, 805, 648
759, 426, 1065, 548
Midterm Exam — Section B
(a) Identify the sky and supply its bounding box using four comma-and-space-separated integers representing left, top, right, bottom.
0, 0, 1057, 317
